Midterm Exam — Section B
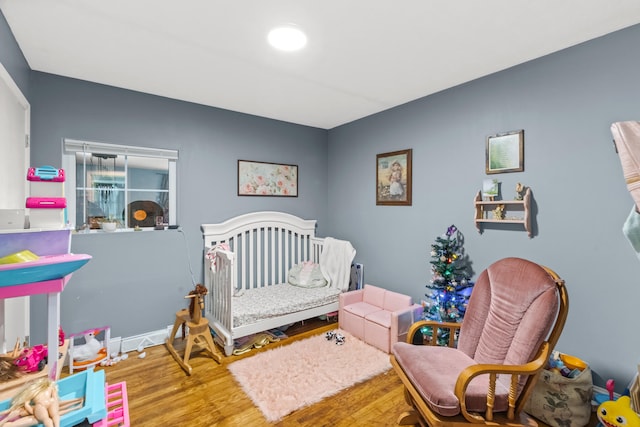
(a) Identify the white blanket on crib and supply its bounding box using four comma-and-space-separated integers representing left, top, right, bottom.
320, 237, 356, 291
233, 284, 341, 327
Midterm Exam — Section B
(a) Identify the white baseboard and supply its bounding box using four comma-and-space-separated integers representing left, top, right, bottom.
113, 323, 203, 354
120, 327, 171, 353
109, 336, 122, 356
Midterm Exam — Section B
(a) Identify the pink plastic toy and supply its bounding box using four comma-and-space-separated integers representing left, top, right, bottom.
27, 166, 65, 182
93, 382, 130, 427
25, 197, 67, 209
607, 379, 615, 400
14, 344, 48, 373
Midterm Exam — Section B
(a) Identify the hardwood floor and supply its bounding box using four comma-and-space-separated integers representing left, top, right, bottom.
65, 319, 596, 426
71, 319, 411, 426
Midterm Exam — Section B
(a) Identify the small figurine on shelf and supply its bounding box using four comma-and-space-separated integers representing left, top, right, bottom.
515, 182, 525, 200
492, 204, 505, 220
0, 378, 60, 427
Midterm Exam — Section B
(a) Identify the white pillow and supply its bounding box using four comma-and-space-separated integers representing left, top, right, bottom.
287, 261, 327, 288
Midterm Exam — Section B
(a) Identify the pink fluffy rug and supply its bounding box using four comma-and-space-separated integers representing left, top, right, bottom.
227, 329, 391, 422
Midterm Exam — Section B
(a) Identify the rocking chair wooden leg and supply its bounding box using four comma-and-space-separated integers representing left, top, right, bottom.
397, 410, 421, 426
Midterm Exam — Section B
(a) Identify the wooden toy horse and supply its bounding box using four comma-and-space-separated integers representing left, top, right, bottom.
165, 284, 221, 375
172, 283, 208, 340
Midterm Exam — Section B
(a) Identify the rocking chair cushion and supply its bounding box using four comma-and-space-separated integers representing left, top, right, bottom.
392, 342, 510, 417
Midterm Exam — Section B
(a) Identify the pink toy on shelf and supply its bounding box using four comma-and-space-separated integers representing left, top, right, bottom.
25, 197, 67, 209
93, 382, 130, 427
27, 166, 65, 182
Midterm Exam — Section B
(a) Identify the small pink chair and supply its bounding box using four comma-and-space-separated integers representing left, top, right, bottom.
339, 284, 422, 353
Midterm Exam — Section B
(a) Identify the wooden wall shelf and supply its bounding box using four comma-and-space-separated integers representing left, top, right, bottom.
474, 188, 532, 237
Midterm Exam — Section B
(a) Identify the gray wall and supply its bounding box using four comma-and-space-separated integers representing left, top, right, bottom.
2, 7, 639, 390
27, 72, 329, 346
327, 24, 640, 389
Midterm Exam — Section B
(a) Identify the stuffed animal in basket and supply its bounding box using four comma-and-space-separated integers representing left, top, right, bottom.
597, 396, 640, 427
72, 330, 102, 362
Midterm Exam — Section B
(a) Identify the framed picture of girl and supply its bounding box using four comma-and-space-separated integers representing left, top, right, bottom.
376, 149, 412, 206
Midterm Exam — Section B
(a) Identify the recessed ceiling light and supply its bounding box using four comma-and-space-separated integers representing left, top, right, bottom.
268, 26, 307, 51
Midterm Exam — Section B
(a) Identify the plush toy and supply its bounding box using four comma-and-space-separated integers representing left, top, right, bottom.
71, 330, 102, 362
597, 396, 640, 427
325, 330, 345, 345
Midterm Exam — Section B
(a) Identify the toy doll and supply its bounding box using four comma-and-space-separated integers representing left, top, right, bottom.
0, 378, 60, 427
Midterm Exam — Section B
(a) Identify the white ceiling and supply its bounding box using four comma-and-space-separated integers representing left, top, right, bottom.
2, 1, 640, 129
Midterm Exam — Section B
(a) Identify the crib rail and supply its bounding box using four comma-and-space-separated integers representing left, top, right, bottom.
202, 211, 320, 291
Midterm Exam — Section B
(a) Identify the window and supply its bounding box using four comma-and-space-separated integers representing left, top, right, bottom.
62, 139, 178, 230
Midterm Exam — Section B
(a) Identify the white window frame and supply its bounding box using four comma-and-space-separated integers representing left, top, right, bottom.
62, 138, 178, 231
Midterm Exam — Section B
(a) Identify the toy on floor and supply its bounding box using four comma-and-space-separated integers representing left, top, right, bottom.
72, 331, 101, 362
68, 327, 110, 374
0, 378, 59, 427
325, 330, 345, 345
165, 283, 222, 375
597, 395, 640, 427
181, 284, 208, 338
232, 333, 280, 356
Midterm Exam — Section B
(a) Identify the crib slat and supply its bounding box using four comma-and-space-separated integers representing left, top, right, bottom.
249, 228, 264, 287
238, 232, 243, 291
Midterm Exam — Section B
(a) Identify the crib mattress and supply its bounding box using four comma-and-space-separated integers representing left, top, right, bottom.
233, 284, 341, 327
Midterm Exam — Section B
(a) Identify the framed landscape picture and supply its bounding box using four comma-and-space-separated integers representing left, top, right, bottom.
376, 149, 412, 206
486, 130, 524, 174
238, 160, 298, 197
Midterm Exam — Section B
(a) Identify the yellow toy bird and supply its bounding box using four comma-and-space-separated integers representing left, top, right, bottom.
597, 396, 640, 427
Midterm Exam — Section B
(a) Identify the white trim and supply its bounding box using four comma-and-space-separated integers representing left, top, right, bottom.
0, 61, 30, 353
63, 138, 178, 160
168, 161, 177, 225
119, 327, 170, 353
62, 139, 178, 228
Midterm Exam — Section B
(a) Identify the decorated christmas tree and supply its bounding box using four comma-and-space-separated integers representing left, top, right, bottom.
423, 225, 474, 345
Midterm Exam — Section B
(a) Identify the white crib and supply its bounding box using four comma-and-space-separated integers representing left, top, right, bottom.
202, 211, 351, 356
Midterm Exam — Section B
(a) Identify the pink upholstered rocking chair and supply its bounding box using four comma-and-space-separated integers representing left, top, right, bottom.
391, 257, 569, 427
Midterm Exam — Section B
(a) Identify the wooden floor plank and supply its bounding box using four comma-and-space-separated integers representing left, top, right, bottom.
61, 318, 593, 426
60, 319, 411, 426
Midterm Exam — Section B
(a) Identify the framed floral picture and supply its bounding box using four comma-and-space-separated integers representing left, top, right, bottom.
376, 149, 412, 206
237, 160, 298, 197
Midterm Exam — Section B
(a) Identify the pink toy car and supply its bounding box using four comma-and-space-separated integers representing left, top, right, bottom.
14, 344, 48, 373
